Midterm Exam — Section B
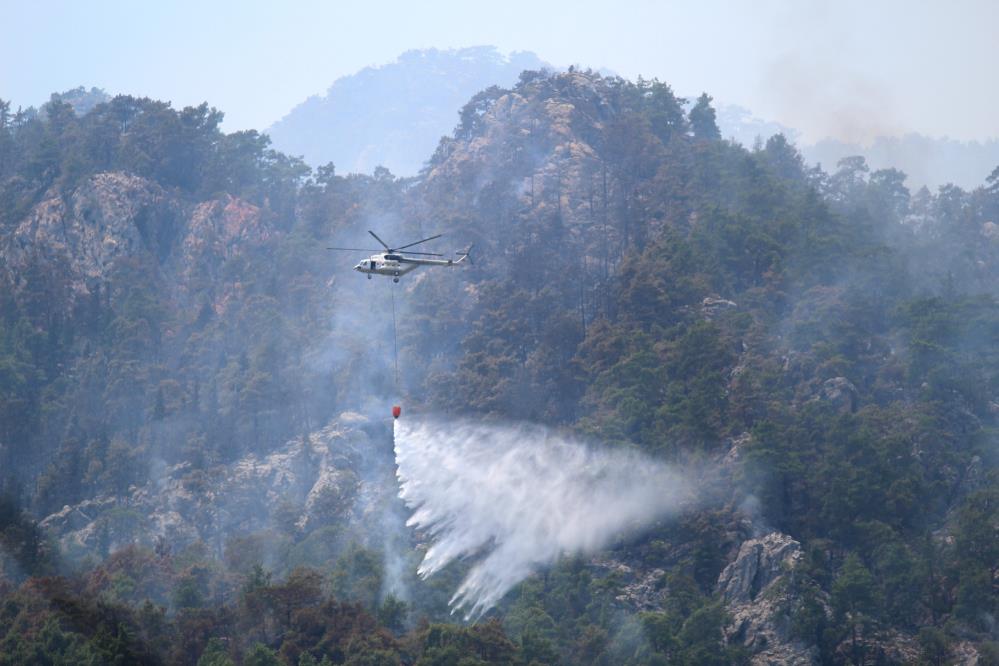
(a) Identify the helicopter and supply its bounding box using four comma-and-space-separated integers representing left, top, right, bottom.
328, 231, 472, 282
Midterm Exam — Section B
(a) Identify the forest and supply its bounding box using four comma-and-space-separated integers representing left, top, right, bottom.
0, 70, 997, 664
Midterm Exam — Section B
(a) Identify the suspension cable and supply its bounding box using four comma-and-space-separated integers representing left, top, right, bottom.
390, 282, 399, 386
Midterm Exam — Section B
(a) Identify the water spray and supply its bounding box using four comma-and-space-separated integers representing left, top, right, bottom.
393, 416, 693, 619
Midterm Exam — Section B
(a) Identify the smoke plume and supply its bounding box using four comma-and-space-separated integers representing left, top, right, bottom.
394, 417, 692, 619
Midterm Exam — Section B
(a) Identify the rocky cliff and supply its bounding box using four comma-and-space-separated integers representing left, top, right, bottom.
40, 415, 394, 561
4, 173, 177, 295
3, 171, 275, 311
716, 532, 819, 665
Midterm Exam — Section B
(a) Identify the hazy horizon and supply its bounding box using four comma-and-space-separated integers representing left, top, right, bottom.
4, 0, 998, 145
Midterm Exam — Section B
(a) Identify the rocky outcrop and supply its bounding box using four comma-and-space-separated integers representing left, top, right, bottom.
4, 173, 178, 294
720, 432, 752, 469
588, 558, 671, 611
422, 71, 619, 231
702, 296, 738, 319
716, 532, 820, 665
40, 418, 381, 557
717, 533, 800, 606
2, 172, 273, 312
180, 195, 270, 296
818, 377, 857, 414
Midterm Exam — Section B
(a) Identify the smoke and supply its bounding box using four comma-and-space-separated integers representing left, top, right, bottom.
762, 51, 901, 146
393, 416, 693, 619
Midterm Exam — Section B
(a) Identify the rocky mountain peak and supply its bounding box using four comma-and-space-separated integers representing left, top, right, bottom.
266, 46, 551, 176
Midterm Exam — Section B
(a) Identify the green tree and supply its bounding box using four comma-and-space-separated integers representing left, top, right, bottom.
197, 638, 235, 666
831, 554, 881, 664
689, 93, 721, 140
917, 627, 949, 666
245, 643, 282, 666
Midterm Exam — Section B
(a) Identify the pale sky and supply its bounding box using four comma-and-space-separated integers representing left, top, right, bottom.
3, 0, 997, 144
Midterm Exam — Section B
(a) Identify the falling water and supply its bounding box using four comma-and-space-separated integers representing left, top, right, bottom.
394, 416, 692, 619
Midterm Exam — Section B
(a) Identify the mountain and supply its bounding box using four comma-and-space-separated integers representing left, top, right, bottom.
267, 45, 998, 192
2, 71, 999, 664
266, 46, 551, 176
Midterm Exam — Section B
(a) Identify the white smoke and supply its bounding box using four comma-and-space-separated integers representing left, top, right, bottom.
394, 416, 693, 619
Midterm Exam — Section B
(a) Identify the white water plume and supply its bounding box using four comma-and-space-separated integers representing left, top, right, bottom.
394, 417, 693, 619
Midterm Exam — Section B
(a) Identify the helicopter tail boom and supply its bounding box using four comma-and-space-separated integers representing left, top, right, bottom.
455, 245, 474, 265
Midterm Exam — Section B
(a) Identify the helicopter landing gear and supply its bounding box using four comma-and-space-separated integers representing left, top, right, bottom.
367, 274, 372, 280
393, 277, 399, 283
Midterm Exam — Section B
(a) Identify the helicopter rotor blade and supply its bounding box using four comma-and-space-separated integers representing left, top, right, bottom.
368, 230, 391, 250
395, 234, 443, 251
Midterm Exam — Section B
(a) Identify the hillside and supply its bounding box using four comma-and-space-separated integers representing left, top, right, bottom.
1, 71, 998, 664
266, 46, 550, 176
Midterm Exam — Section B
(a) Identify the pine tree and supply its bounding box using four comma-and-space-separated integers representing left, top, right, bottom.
689, 93, 721, 140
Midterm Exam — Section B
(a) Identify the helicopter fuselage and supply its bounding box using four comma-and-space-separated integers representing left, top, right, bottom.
355, 254, 419, 279
354, 252, 465, 281
330, 231, 471, 282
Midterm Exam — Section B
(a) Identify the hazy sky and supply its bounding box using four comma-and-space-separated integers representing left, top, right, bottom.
3, 0, 997, 144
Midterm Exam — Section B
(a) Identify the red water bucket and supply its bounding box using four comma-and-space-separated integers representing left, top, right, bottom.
392, 405, 402, 419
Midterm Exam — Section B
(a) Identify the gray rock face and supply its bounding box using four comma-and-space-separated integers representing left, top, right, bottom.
717, 532, 800, 605
40, 419, 378, 558
716, 532, 820, 666
179, 194, 272, 293
702, 296, 738, 319
2, 172, 274, 314
4, 173, 177, 294
820, 377, 857, 413
589, 558, 671, 611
